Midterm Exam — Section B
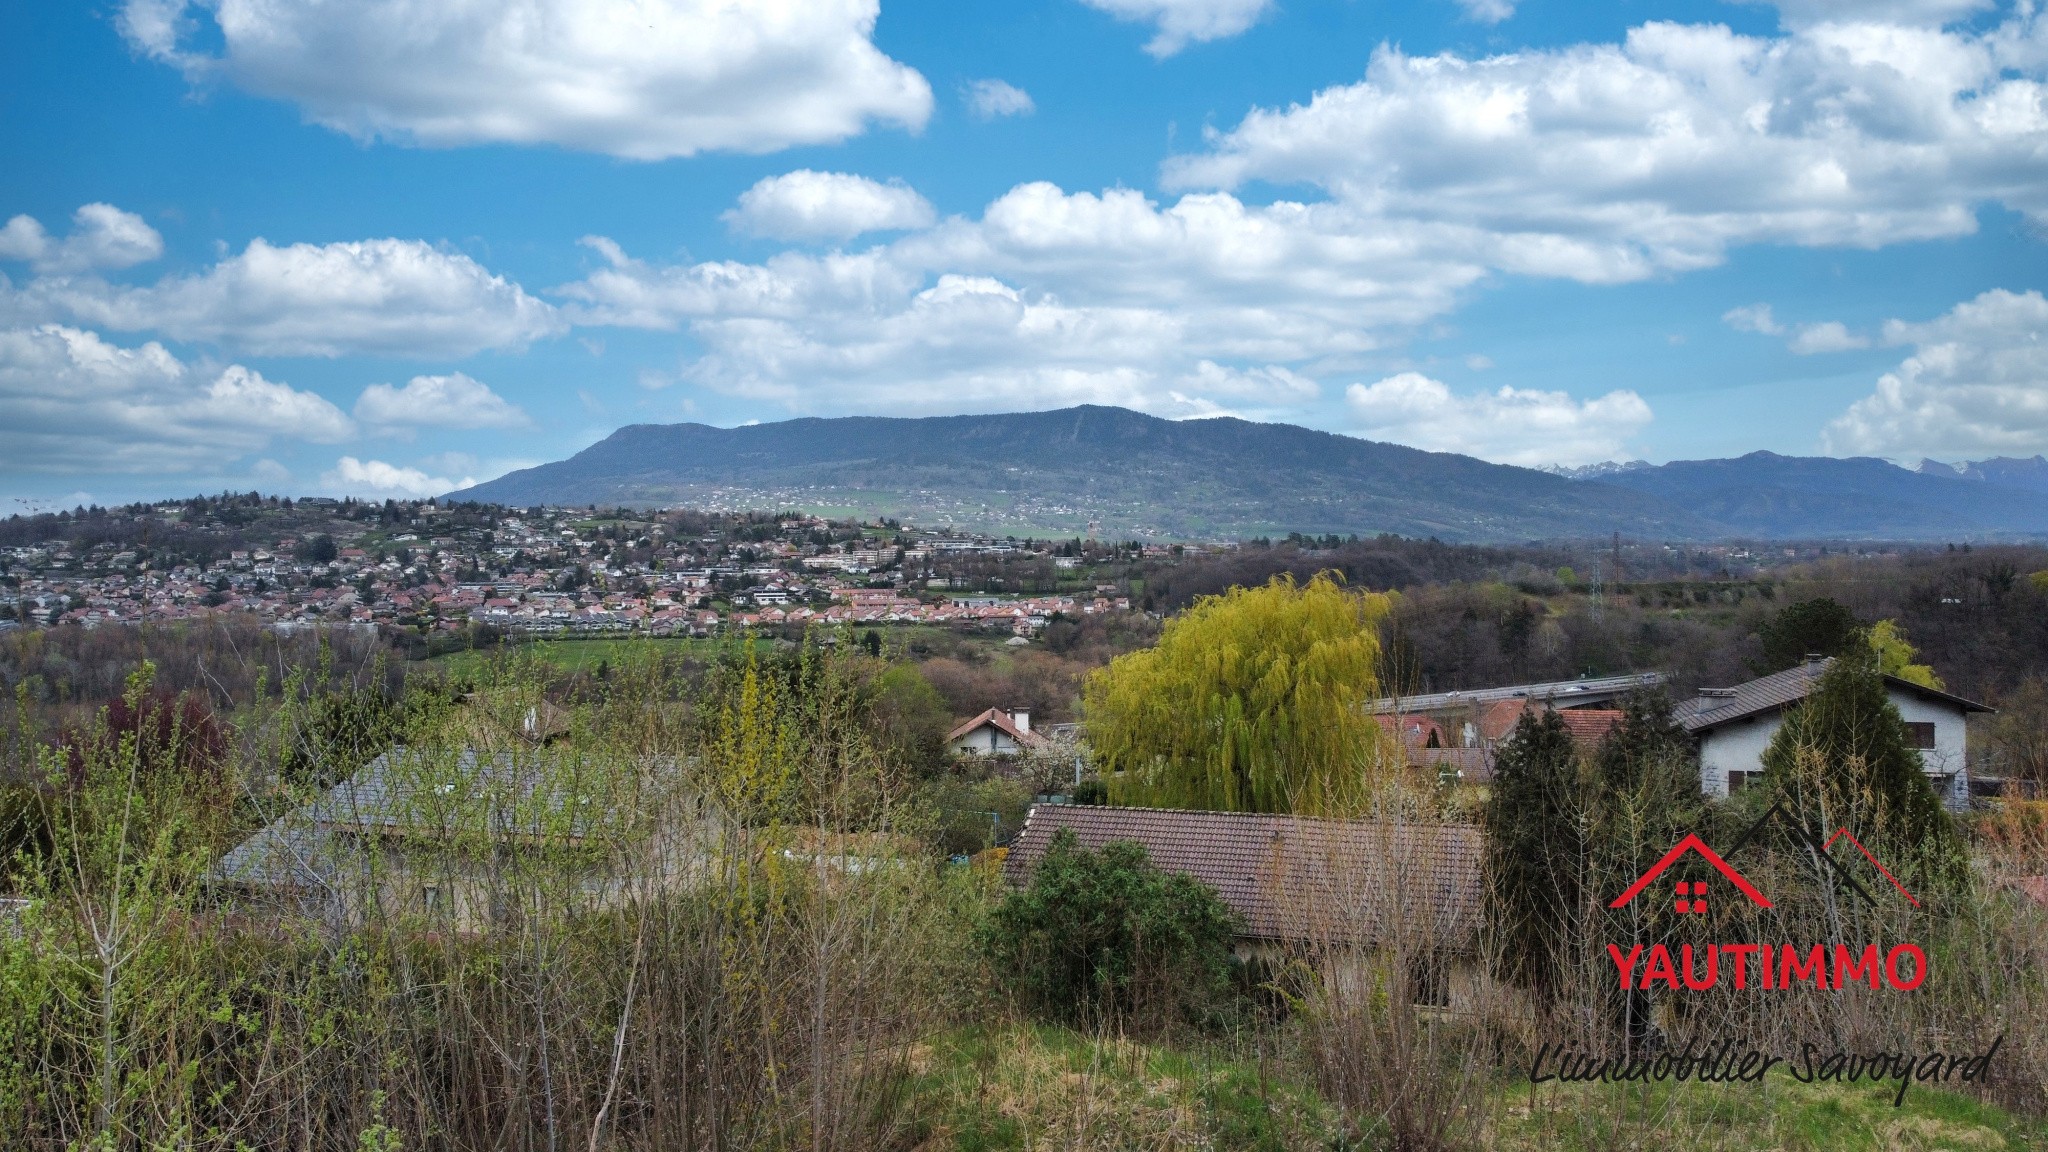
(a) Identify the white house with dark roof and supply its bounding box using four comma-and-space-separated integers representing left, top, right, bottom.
1680, 658, 1993, 810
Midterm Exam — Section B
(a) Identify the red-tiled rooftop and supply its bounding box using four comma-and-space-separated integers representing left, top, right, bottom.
1556, 709, 1624, 746
1480, 700, 1624, 749
1375, 713, 1449, 747
1405, 745, 1494, 782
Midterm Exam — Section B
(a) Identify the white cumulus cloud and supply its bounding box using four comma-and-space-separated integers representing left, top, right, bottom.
1788, 321, 1871, 353
1165, 17, 2048, 278
0, 324, 351, 472
1176, 360, 1319, 400
723, 171, 936, 242
13, 233, 561, 358
547, 8, 2048, 433
354, 372, 531, 431
322, 456, 475, 499
560, 181, 1487, 416
1825, 288, 2048, 458
1456, 0, 1517, 25
1346, 371, 1653, 466
1078, 0, 1274, 57
119, 0, 932, 160
965, 79, 1036, 119
1727, 304, 1871, 352
1724, 303, 1785, 335
0, 204, 164, 274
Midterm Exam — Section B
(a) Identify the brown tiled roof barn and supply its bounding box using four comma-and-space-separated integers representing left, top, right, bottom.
1003, 804, 1482, 948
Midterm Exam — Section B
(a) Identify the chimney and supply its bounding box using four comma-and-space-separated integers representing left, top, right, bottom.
1010, 708, 1031, 734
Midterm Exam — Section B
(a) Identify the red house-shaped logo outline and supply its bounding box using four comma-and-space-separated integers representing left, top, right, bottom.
1608, 833, 1773, 910
1822, 828, 1921, 908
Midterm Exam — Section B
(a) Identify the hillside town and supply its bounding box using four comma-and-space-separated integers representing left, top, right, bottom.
0, 494, 1141, 637
1, 490, 1905, 645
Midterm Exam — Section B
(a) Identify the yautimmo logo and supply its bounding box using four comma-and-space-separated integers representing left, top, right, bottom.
1603, 817, 1926, 993
1531, 811, 1999, 1106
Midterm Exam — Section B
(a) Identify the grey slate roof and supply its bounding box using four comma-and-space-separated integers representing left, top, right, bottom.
214, 816, 359, 892
1003, 804, 1481, 947
1369, 672, 1664, 716
1679, 658, 1993, 734
304, 747, 608, 839
213, 746, 618, 892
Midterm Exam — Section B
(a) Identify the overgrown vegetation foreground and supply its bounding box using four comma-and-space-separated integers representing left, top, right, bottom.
0, 583, 2046, 1149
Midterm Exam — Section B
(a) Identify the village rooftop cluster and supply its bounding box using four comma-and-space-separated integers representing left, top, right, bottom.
0, 493, 1146, 638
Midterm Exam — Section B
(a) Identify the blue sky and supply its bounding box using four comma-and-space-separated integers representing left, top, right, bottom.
2, 0, 2043, 507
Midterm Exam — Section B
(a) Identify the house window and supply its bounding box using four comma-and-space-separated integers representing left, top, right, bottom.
421, 885, 444, 916
1726, 770, 1755, 794
1904, 722, 1936, 750
1408, 954, 1451, 1009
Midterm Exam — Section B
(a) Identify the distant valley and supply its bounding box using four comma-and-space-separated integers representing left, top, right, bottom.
456, 406, 2048, 542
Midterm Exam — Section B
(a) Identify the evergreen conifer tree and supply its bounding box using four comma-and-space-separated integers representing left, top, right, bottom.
1760, 656, 1959, 883
1483, 707, 1584, 1005
1592, 687, 1691, 795
1589, 688, 1703, 1048
1755, 597, 1863, 673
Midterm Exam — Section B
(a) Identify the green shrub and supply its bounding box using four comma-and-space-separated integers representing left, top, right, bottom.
978, 828, 1242, 1031
1760, 653, 1963, 886
1755, 596, 1863, 674
924, 775, 1031, 857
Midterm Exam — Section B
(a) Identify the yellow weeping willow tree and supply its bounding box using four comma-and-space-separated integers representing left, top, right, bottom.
1087, 572, 1394, 815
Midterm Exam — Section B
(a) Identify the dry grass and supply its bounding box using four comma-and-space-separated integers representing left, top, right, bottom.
902, 1023, 1336, 1152
1490, 1072, 2045, 1151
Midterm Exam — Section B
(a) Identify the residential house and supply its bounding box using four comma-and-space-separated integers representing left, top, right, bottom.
1556, 708, 1626, 748
1474, 701, 1624, 751
1375, 712, 1495, 783
1680, 657, 1992, 809
1373, 695, 1623, 785
213, 746, 706, 930
1003, 805, 1484, 1011
1375, 713, 1449, 749
1370, 672, 1663, 751
947, 708, 1047, 757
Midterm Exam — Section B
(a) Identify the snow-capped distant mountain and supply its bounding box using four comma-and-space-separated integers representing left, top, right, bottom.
1916, 456, 2048, 495
1539, 460, 1652, 481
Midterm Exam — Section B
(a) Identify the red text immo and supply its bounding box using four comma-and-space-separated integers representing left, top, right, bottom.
1607, 942, 1926, 991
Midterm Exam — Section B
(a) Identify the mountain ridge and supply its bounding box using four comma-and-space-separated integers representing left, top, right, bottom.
1916, 455, 2048, 494
455, 406, 2048, 542
1585, 450, 2048, 538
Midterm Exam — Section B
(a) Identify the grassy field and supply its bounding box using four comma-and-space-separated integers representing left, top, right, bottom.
1491, 1071, 2045, 1151
904, 1023, 1336, 1151
425, 636, 743, 676
421, 624, 1028, 677
900, 1024, 2048, 1151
